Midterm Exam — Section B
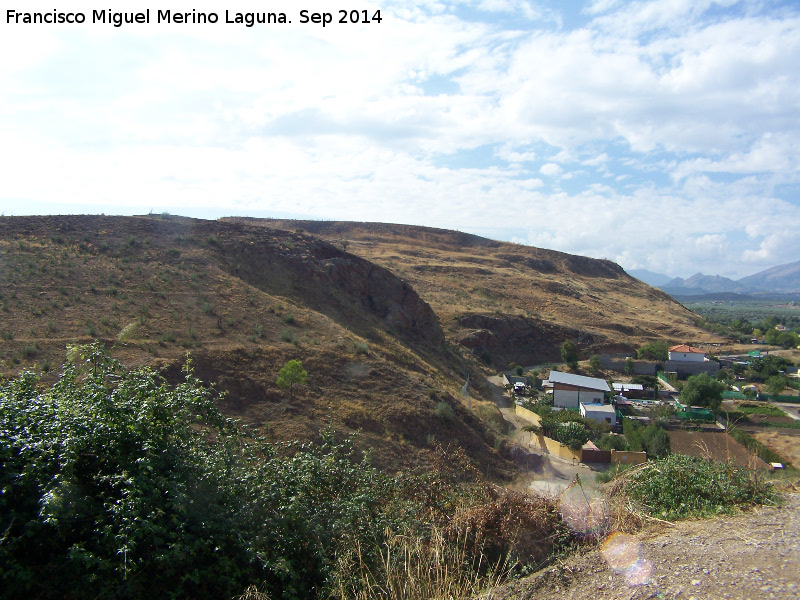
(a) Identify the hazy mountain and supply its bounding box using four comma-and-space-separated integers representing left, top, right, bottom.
628, 269, 674, 287
660, 261, 800, 295
661, 273, 754, 295
738, 260, 800, 293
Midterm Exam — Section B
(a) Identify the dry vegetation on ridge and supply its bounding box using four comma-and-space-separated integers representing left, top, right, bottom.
0, 214, 509, 474
240, 219, 722, 367
3, 214, 797, 600
1, 214, 723, 474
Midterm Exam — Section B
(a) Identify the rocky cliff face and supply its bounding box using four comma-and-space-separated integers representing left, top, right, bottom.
210, 224, 445, 348
456, 314, 601, 366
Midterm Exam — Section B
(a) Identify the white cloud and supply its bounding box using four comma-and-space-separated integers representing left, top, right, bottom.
1, 0, 799, 278
583, 153, 610, 167
539, 162, 563, 176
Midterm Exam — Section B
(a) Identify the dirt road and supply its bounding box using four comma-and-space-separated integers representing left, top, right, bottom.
494, 492, 800, 600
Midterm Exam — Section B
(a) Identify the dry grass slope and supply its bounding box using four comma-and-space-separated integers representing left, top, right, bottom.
0, 214, 507, 475
230, 218, 723, 366
1, 214, 722, 475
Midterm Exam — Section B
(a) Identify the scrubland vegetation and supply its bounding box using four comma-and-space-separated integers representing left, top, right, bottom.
608, 454, 777, 521
0, 217, 793, 599
2, 346, 781, 600
0, 346, 575, 600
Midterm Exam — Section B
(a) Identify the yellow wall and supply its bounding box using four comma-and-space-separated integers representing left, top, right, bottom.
543, 435, 582, 461
515, 404, 542, 426
610, 450, 647, 465
515, 404, 645, 464
517, 405, 581, 460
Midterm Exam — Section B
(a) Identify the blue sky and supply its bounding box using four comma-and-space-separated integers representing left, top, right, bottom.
1, 0, 799, 279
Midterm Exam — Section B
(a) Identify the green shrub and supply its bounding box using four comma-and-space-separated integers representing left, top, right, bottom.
276, 359, 308, 399
434, 401, 455, 421
642, 425, 671, 459
596, 433, 629, 451
556, 422, 590, 450
622, 419, 670, 458
355, 341, 369, 355
612, 454, 777, 520
636, 341, 668, 361
280, 328, 297, 344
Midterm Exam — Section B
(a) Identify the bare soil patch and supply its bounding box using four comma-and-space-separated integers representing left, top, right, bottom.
667, 428, 768, 469
752, 431, 800, 467
494, 492, 800, 600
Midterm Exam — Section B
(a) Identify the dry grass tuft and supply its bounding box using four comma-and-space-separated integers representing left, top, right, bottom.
330, 527, 510, 600
236, 585, 274, 600
444, 488, 567, 569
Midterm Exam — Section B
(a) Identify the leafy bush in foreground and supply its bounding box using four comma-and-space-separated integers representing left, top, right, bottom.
1, 344, 570, 600
0, 345, 397, 599
609, 454, 777, 520
2, 345, 253, 598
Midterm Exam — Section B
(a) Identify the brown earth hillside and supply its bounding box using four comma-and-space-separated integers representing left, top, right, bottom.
0, 214, 508, 475
227, 219, 724, 367
0, 214, 723, 475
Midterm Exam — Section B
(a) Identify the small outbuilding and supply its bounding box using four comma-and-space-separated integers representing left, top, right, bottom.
580, 402, 617, 426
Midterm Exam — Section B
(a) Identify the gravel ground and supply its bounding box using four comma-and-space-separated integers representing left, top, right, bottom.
492, 491, 800, 600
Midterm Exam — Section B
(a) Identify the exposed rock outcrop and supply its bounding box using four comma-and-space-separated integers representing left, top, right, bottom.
456, 314, 598, 365
212, 225, 444, 348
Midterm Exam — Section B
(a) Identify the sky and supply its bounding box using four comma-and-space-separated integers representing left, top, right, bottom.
1, 0, 799, 279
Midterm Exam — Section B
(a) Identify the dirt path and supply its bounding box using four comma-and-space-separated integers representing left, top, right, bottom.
772, 402, 800, 421
489, 379, 604, 495
493, 492, 800, 600
487, 375, 513, 408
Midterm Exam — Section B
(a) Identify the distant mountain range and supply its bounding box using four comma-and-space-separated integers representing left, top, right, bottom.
629, 260, 800, 295
627, 269, 674, 287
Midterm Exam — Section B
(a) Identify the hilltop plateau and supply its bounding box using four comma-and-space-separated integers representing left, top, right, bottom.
1, 214, 721, 474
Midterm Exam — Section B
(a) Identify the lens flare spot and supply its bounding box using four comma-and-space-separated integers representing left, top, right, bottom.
559, 485, 607, 537
601, 532, 652, 586
625, 557, 653, 586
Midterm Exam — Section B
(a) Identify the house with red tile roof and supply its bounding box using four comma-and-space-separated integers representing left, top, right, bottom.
668, 344, 706, 362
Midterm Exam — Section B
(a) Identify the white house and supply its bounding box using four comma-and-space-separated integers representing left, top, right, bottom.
580, 402, 617, 426
548, 370, 611, 409
668, 344, 706, 362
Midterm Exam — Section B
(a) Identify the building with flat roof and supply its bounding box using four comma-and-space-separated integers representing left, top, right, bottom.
548, 370, 611, 409
580, 402, 617, 426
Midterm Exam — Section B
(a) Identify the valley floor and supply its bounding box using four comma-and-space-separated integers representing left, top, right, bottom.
493, 492, 800, 600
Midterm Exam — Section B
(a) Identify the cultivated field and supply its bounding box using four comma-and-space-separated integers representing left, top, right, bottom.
752, 431, 800, 467
667, 428, 768, 469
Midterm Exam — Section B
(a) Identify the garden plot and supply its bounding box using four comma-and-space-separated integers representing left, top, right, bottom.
751, 430, 800, 467
667, 429, 768, 469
